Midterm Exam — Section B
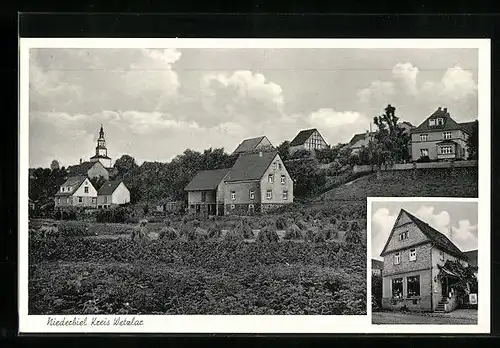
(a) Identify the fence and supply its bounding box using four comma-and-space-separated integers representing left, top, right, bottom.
352, 160, 478, 174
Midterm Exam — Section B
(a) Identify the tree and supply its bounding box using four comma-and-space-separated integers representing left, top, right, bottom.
286, 157, 327, 197
372, 104, 411, 167
114, 154, 139, 176
50, 160, 60, 170
466, 120, 478, 160
276, 141, 291, 161
315, 145, 339, 164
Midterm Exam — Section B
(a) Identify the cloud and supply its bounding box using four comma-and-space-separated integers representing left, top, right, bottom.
452, 220, 478, 251
392, 62, 419, 96
371, 208, 398, 259
421, 65, 478, 101
357, 80, 396, 104
414, 205, 451, 235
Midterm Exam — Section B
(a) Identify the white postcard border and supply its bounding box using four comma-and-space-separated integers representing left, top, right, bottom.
19, 38, 491, 334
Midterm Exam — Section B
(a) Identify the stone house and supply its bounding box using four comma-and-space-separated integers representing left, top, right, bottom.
54, 176, 98, 208
380, 209, 476, 313
372, 259, 384, 277
184, 168, 231, 216
410, 107, 476, 161
288, 128, 329, 155
232, 136, 274, 155
223, 151, 294, 215
67, 160, 109, 181
96, 180, 130, 209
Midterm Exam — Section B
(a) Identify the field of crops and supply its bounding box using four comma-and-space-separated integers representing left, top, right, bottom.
29, 205, 367, 316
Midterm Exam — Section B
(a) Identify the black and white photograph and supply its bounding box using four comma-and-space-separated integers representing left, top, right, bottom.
369, 198, 479, 325
19, 38, 490, 333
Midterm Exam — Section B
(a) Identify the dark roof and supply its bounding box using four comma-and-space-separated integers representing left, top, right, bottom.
412, 108, 475, 134
90, 154, 112, 159
224, 151, 278, 183
401, 121, 415, 128
436, 139, 459, 145
54, 176, 87, 197
67, 161, 104, 175
372, 259, 384, 269
460, 121, 477, 135
233, 136, 268, 154
464, 249, 478, 267
184, 168, 231, 191
402, 209, 467, 260
98, 180, 125, 195
290, 129, 317, 146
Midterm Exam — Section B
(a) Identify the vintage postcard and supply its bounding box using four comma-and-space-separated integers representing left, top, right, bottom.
19, 38, 490, 333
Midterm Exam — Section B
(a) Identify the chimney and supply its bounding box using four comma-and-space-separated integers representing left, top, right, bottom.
444, 107, 448, 113
80, 158, 82, 164
438, 106, 442, 111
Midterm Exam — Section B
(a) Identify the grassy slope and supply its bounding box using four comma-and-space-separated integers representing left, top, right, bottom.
316, 167, 478, 202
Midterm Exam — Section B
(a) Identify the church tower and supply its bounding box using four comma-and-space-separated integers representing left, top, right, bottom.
89, 125, 112, 168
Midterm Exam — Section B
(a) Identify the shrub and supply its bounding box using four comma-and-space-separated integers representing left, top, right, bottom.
303, 229, 315, 242
338, 221, 349, 231
313, 229, 327, 243
256, 227, 279, 243
350, 221, 361, 232
96, 206, 133, 223
223, 228, 244, 243
322, 224, 339, 240
58, 221, 93, 237
344, 229, 362, 244
275, 216, 288, 230
159, 227, 178, 241
283, 223, 302, 240
236, 219, 254, 239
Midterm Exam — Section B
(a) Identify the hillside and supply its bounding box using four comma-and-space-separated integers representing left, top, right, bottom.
316, 167, 478, 202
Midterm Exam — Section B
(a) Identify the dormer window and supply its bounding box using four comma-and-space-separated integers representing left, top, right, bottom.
399, 231, 409, 241
437, 118, 444, 125
429, 119, 436, 126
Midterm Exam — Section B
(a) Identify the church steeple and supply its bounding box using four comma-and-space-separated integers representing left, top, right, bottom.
89, 125, 112, 168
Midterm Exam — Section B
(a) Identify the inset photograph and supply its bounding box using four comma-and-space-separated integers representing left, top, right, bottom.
370, 199, 478, 325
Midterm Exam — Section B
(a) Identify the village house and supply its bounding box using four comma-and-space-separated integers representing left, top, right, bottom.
184, 168, 231, 216
96, 180, 131, 209
223, 151, 294, 215
372, 259, 384, 277
54, 176, 98, 209
410, 107, 476, 161
232, 136, 274, 155
288, 128, 329, 155
348, 131, 375, 155
380, 209, 477, 313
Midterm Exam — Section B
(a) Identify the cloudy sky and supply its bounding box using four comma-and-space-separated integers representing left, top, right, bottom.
371, 201, 478, 261
29, 47, 478, 168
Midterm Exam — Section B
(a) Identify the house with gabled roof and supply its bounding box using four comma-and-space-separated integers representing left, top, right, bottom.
67, 160, 109, 181
411, 107, 477, 161
232, 136, 274, 155
380, 208, 477, 313
348, 131, 375, 155
97, 180, 130, 209
54, 176, 97, 208
288, 128, 329, 155
372, 259, 384, 276
223, 151, 293, 215
184, 168, 232, 216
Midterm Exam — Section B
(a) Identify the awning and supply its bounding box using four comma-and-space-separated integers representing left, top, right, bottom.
438, 267, 460, 279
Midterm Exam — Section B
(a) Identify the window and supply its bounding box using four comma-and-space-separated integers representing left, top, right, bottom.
399, 231, 408, 240
231, 204, 235, 210
283, 190, 288, 200
266, 190, 272, 200
273, 162, 277, 170
440, 250, 445, 261
67, 197, 70, 204
440, 145, 453, 155
268, 174, 274, 183
104, 196, 107, 203
420, 149, 429, 157
281, 175, 286, 184
57, 197, 61, 204
462, 148, 466, 157
231, 191, 236, 200
409, 248, 416, 261
420, 134, 428, 141
201, 191, 207, 202
392, 278, 403, 299
278, 163, 282, 170
249, 190, 255, 200
443, 131, 452, 139
394, 252, 401, 265
429, 119, 436, 126
407, 275, 420, 297
78, 197, 83, 203
61, 187, 64, 192
84, 186, 89, 193
437, 118, 444, 125
92, 197, 96, 203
